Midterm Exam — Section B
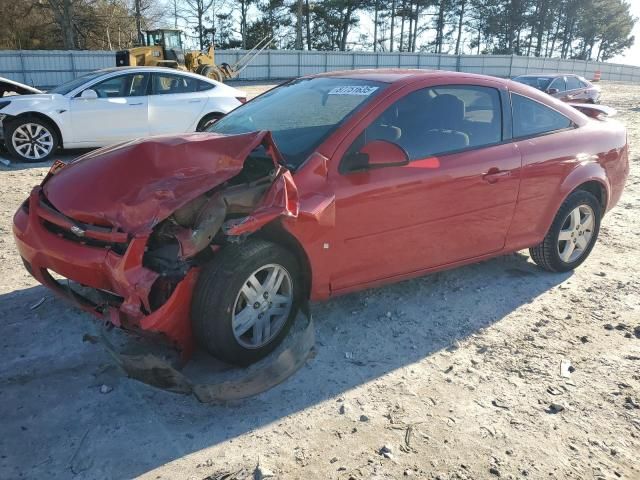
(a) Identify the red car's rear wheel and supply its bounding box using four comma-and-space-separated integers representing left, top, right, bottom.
529, 190, 601, 272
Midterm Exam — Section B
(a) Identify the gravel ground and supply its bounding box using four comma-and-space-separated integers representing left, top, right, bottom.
0, 81, 639, 480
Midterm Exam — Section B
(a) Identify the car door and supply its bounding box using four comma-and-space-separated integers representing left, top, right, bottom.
69, 73, 150, 145
506, 92, 578, 247
148, 72, 208, 135
548, 76, 567, 100
564, 75, 587, 102
328, 83, 522, 292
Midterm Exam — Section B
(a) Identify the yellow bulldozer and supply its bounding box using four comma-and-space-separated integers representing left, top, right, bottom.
115, 29, 271, 82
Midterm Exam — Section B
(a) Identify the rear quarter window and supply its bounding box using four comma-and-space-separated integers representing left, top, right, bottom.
511, 93, 573, 138
198, 80, 215, 91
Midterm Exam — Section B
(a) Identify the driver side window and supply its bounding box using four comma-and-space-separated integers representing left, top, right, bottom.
549, 77, 566, 92
344, 84, 503, 166
87, 74, 148, 98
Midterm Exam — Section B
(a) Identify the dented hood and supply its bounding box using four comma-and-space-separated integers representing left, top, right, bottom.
43, 132, 276, 234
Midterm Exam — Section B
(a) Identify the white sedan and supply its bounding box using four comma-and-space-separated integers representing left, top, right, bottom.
0, 67, 246, 162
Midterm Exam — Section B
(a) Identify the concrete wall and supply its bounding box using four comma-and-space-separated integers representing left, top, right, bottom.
1, 49, 639, 89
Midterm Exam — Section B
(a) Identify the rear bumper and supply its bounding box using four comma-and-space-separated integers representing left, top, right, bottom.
13, 187, 198, 356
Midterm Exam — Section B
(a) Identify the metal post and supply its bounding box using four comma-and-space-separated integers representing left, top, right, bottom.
69, 52, 77, 79
509, 54, 514, 77
298, 51, 301, 77
18, 50, 26, 84
267, 50, 271, 80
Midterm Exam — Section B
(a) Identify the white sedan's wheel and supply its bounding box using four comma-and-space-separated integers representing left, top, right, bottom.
12, 123, 54, 160
6, 118, 59, 163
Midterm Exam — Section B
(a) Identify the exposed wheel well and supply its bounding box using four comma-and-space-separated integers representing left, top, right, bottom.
196, 112, 224, 131
575, 180, 607, 214
8, 112, 64, 147
256, 223, 313, 301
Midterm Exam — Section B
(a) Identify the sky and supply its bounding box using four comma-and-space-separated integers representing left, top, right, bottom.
610, 0, 640, 66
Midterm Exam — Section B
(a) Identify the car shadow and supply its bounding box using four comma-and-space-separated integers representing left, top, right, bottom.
0, 251, 570, 478
0, 148, 91, 171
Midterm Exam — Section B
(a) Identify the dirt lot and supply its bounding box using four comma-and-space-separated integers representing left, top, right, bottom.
0, 81, 639, 480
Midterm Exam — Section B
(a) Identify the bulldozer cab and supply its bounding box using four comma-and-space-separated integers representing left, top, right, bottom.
146, 29, 183, 50
145, 29, 185, 67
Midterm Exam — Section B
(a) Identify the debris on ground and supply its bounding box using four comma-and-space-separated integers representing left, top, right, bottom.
379, 445, 393, 459
547, 403, 565, 414
253, 463, 275, 480
29, 297, 46, 310
99, 384, 113, 394
560, 359, 574, 378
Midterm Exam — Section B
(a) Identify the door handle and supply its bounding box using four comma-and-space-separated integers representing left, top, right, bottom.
483, 168, 511, 184
188, 99, 202, 103
128, 102, 143, 106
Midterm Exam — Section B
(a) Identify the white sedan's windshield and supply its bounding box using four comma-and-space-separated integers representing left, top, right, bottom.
49, 71, 105, 95
208, 77, 386, 168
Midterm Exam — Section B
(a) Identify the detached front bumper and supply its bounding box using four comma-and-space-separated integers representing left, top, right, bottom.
13, 187, 198, 356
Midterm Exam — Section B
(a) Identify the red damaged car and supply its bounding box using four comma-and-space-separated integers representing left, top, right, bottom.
13, 70, 629, 366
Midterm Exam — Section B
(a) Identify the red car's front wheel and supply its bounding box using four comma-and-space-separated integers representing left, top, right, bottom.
191, 239, 301, 366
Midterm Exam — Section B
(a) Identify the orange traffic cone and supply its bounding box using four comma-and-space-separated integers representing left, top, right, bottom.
592, 70, 601, 82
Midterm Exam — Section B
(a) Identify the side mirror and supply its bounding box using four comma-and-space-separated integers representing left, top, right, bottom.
342, 140, 409, 173
547, 88, 559, 95
80, 89, 98, 100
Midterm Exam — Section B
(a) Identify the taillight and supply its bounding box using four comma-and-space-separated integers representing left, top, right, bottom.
235, 97, 247, 104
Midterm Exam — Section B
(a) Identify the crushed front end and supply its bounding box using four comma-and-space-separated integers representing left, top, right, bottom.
12, 131, 298, 358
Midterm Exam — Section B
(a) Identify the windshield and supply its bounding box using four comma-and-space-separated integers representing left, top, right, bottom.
164, 32, 182, 48
208, 77, 386, 168
513, 76, 553, 91
49, 71, 104, 95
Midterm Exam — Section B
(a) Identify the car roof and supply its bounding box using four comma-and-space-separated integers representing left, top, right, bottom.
91, 66, 216, 82
305, 68, 511, 86
515, 73, 579, 78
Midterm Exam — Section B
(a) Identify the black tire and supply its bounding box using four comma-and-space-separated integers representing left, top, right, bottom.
200, 65, 223, 82
5, 116, 59, 163
529, 190, 601, 272
191, 239, 301, 366
196, 113, 223, 132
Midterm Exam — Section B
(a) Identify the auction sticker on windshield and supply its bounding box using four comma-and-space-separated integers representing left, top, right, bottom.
328, 86, 379, 96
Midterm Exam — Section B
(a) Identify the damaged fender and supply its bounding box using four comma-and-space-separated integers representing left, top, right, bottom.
31, 131, 301, 357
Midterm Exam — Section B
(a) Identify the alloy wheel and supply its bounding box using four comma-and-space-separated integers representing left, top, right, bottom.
231, 263, 294, 349
557, 204, 595, 263
11, 123, 54, 160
